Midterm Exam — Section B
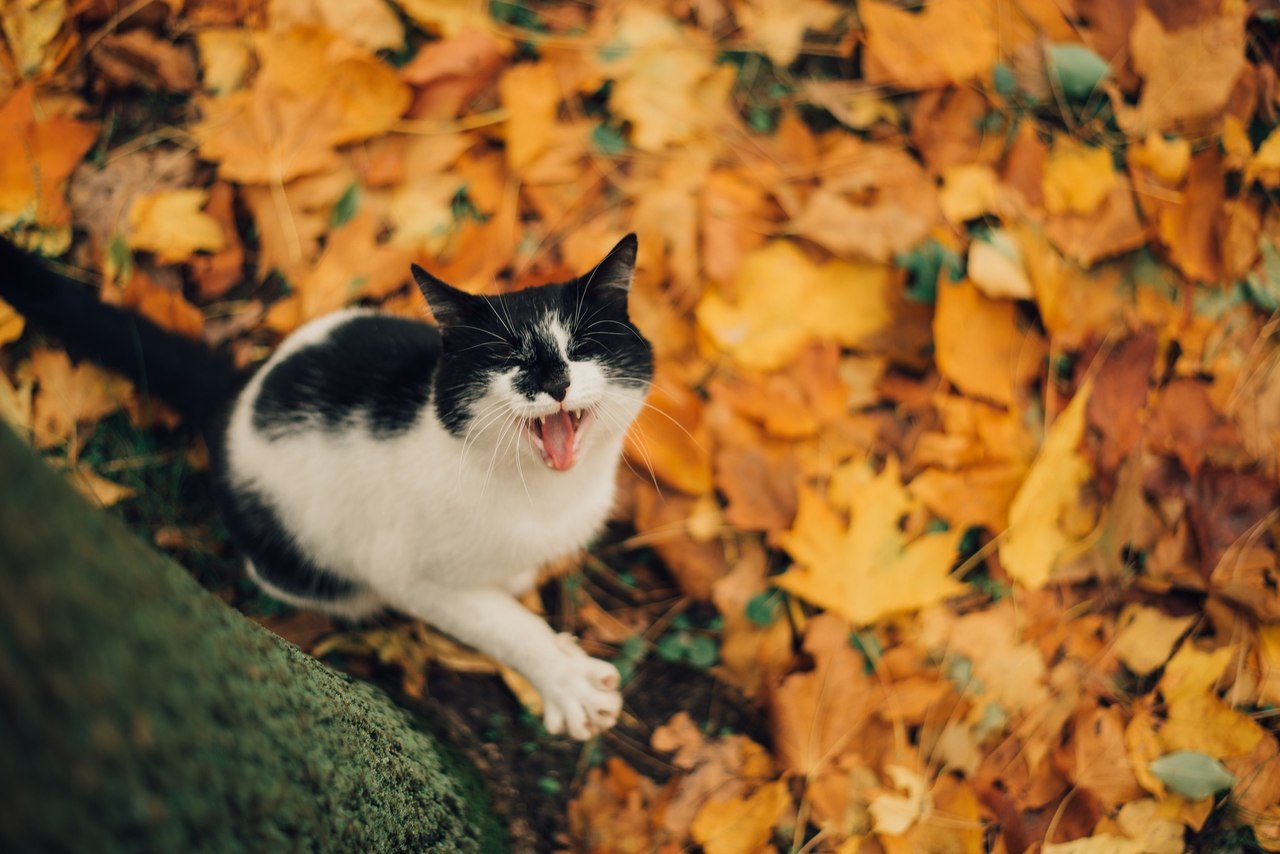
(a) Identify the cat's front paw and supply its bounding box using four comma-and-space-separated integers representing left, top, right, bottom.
539, 633, 622, 740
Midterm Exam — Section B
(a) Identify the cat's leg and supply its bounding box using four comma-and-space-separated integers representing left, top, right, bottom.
382, 580, 621, 739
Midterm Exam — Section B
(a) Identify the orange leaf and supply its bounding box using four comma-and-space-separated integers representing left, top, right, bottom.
0, 85, 97, 231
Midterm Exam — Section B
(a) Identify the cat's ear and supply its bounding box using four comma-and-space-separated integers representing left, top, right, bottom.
412, 264, 472, 325
582, 233, 638, 297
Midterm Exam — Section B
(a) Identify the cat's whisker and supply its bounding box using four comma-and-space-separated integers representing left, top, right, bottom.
592, 389, 707, 453
457, 401, 513, 478
591, 402, 661, 494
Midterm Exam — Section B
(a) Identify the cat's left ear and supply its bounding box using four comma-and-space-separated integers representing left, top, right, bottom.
412, 264, 473, 325
582, 234, 638, 300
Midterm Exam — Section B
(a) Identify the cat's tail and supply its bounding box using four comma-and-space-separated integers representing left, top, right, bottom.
0, 238, 243, 431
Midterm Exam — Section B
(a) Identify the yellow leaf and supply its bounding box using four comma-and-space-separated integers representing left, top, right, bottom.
601, 7, 733, 152
1130, 131, 1191, 184
498, 61, 560, 171
869, 765, 929, 835
389, 0, 488, 37
1246, 126, 1280, 188
933, 278, 1033, 406
999, 382, 1093, 589
777, 458, 964, 625
127, 189, 226, 264
67, 467, 136, 508
1157, 643, 1264, 759
861, 0, 997, 88
735, 0, 840, 66
696, 240, 892, 372
0, 296, 25, 346
968, 236, 1033, 300
29, 347, 128, 449
269, 0, 405, 54
1043, 141, 1116, 216
195, 29, 253, 94
1, 0, 69, 78
1112, 606, 1195, 677
939, 163, 999, 224
691, 780, 789, 854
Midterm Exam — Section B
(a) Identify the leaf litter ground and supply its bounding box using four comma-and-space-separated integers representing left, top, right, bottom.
5, 0, 1280, 850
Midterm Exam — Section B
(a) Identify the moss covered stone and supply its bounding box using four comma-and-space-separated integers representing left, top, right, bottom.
0, 424, 505, 852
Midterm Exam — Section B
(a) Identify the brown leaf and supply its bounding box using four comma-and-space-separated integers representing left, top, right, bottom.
91, 29, 198, 92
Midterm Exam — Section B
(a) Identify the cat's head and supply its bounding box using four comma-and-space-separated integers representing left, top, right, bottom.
411, 234, 653, 473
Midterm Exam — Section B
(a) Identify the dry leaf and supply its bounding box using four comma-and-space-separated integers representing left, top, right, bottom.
127, 188, 226, 264
697, 241, 892, 372
1000, 382, 1093, 589
776, 457, 964, 625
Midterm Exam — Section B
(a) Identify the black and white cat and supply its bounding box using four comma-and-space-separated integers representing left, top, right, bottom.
0, 235, 653, 740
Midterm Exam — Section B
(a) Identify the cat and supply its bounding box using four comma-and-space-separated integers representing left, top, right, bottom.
0, 234, 653, 740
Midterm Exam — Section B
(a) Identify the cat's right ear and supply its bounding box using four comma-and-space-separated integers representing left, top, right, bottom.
412, 264, 471, 325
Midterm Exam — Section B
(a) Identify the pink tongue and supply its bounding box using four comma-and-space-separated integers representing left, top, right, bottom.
540, 411, 577, 470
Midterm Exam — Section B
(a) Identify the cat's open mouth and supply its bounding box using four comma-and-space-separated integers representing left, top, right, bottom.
524, 408, 591, 471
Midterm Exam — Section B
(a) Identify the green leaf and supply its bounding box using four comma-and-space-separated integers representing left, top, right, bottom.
895, 239, 964, 304
1046, 43, 1110, 101
590, 122, 628, 156
686, 634, 719, 669
656, 632, 688, 662
1150, 751, 1236, 800
330, 183, 360, 228
107, 233, 133, 282
992, 63, 1016, 97
746, 591, 781, 627
1245, 239, 1280, 312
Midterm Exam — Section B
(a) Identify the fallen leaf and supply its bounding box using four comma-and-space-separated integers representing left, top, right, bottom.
269, 0, 405, 53
735, 0, 840, 66
1111, 605, 1194, 677
127, 188, 226, 264
861, 0, 997, 88
66, 465, 136, 507
690, 779, 788, 854
697, 240, 892, 372
934, 278, 1040, 406
118, 270, 205, 339
777, 457, 964, 625
90, 28, 198, 92
0, 297, 25, 346
1114, 6, 1247, 133
1000, 381, 1094, 589
498, 61, 560, 171
29, 347, 128, 449
0, 85, 97, 234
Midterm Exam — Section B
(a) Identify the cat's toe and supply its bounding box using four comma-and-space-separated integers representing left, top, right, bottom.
539, 651, 623, 740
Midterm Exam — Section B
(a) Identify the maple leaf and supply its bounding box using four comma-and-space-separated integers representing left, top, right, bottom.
126, 188, 226, 264
194, 27, 409, 184
735, 0, 841, 67
776, 457, 964, 625
596, 5, 735, 152
0, 85, 97, 237
28, 347, 128, 450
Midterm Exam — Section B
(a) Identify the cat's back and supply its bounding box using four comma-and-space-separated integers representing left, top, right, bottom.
247, 309, 440, 440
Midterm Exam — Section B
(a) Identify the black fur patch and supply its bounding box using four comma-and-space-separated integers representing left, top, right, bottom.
227, 487, 363, 602
253, 315, 439, 439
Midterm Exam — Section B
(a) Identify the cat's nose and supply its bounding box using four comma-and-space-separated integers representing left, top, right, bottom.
542, 376, 569, 401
